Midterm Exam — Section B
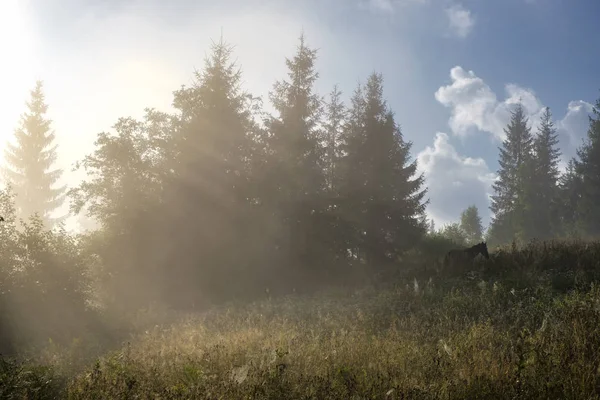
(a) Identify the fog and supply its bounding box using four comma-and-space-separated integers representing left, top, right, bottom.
0, 0, 435, 359
1, 3, 600, 395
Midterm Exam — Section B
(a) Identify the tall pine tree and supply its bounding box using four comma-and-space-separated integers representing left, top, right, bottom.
151, 37, 262, 307
558, 159, 583, 237
531, 107, 561, 239
323, 85, 345, 194
488, 103, 535, 244
321, 85, 349, 266
4, 81, 66, 227
571, 94, 600, 237
262, 34, 328, 276
339, 72, 427, 267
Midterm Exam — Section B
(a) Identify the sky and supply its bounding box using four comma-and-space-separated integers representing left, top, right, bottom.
0, 0, 599, 231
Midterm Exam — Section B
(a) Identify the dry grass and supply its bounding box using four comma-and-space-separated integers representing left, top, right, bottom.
5, 240, 600, 399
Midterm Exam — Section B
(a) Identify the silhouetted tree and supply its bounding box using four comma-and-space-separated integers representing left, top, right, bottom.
339, 72, 427, 267
70, 109, 175, 311
529, 107, 562, 239
259, 34, 329, 282
571, 94, 600, 237
489, 103, 535, 244
161, 37, 265, 306
3, 81, 66, 227
558, 159, 583, 236
323, 85, 346, 193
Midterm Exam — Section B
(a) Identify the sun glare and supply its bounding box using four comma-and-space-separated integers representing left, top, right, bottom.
0, 0, 38, 157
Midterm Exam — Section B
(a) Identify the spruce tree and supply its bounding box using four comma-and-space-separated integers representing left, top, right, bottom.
161, 38, 260, 306
531, 107, 561, 239
572, 94, 600, 237
489, 103, 535, 244
262, 34, 327, 273
558, 159, 583, 237
323, 85, 345, 194
321, 85, 350, 264
460, 205, 484, 244
339, 72, 427, 267
4, 81, 66, 227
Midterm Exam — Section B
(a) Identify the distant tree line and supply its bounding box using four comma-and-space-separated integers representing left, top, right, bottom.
433, 99, 600, 247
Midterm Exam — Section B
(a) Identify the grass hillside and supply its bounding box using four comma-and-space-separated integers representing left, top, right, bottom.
4, 240, 600, 399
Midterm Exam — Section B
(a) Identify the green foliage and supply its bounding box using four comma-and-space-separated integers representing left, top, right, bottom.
0, 187, 110, 361
437, 222, 468, 247
0, 356, 66, 400
69, 108, 175, 311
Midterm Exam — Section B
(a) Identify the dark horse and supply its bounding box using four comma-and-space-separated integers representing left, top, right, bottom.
443, 242, 490, 275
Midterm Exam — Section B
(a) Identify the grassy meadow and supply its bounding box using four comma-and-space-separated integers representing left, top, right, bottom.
4, 240, 600, 399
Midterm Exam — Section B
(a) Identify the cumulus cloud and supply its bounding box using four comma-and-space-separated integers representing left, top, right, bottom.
425, 66, 596, 226
435, 66, 594, 162
557, 100, 595, 155
435, 66, 544, 140
446, 4, 475, 38
417, 132, 496, 227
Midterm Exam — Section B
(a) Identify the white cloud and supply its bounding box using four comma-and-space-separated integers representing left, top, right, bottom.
557, 100, 594, 153
427, 66, 596, 226
434, 66, 594, 162
446, 4, 475, 38
434, 66, 545, 140
417, 132, 496, 227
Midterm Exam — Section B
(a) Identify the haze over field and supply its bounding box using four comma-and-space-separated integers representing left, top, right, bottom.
5, 1, 600, 398
2, 0, 598, 230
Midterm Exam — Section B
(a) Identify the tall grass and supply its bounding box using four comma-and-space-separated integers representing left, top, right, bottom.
5, 240, 600, 399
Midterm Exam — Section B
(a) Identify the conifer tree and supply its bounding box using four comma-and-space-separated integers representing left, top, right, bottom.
339, 72, 427, 266
531, 107, 561, 239
323, 85, 345, 194
4, 81, 66, 227
262, 34, 327, 272
460, 205, 483, 245
489, 103, 535, 244
571, 95, 600, 237
160, 38, 260, 306
558, 159, 583, 236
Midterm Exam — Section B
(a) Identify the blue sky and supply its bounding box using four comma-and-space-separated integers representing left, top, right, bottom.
1, 0, 598, 230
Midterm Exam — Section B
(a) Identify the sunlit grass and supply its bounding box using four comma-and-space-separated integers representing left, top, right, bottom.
5, 240, 600, 399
